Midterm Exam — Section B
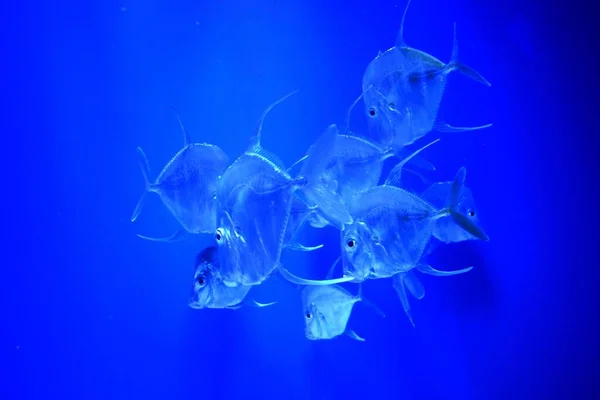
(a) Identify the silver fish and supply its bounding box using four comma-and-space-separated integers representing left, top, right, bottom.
302, 282, 365, 341
215, 92, 336, 287
342, 188, 437, 282
131, 108, 229, 242
279, 139, 441, 287
362, 0, 491, 150
342, 163, 487, 283
188, 245, 276, 310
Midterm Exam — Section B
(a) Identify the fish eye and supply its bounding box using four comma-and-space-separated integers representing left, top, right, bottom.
305, 312, 312, 319
346, 238, 356, 248
368, 107, 376, 117
197, 276, 206, 286
215, 228, 223, 242
468, 209, 476, 217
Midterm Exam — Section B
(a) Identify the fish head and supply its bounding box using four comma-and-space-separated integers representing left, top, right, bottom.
456, 186, 480, 225
303, 300, 327, 340
188, 245, 218, 309
449, 185, 485, 242
213, 214, 245, 286
362, 87, 397, 149
341, 221, 377, 282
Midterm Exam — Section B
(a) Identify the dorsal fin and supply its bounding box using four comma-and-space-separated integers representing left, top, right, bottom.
450, 22, 459, 66
249, 146, 288, 173
396, 0, 413, 47
344, 85, 373, 133
247, 90, 299, 151
385, 138, 440, 187
169, 105, 191, 146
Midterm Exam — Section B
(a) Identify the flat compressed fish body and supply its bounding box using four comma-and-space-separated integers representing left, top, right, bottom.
342, 185, 437, 281
302, 285, 360, 340
361, 0, 491, 150
216, 178, 297, 287
217, 151, 298, 206
320, 134, 392, 204
188, 245, 252, 309
155, 143, 229, 233
362, 45, 449, 149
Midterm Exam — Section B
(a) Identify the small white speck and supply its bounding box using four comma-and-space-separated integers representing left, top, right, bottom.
15, 345, 20, 350
196, 21, 200, 26
120, 7, 127, 12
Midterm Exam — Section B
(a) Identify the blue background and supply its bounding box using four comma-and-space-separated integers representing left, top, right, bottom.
2, 0, 598, 399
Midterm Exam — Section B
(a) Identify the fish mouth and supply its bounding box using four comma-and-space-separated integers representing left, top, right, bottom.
187, 297, 206, 309
188, 302, 204, 309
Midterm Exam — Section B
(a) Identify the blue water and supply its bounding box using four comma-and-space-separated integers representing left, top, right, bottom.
3, 0, 599, 399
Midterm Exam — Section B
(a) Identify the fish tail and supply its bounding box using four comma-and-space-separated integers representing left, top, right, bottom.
130, 146, 152, 222
447, 22, 491, 87
442, 167, 489, 241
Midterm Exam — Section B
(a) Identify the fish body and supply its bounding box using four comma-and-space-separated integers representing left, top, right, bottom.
188, 245, 252, 309
131, 109, 229, 239
302, 284, 361, 341
362, 0, 491, 150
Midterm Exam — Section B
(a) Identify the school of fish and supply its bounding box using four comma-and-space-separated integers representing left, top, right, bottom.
131, 0, 491, 341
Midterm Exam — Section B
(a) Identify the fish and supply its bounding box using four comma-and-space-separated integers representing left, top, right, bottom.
214, 92, 306, 287
296, 133, 435, 229
300, 257, 385, 340
341, 160, 487, 283
361, 0, 491, 150
302, 283, 365, 341
340, 161, 485, 325
131, 107, 229, 242
420, 169, 488, 243
188, 245, 276, 310
214, 92, 338, 287
278, 139, 441, 287
341, 192, 436, 282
